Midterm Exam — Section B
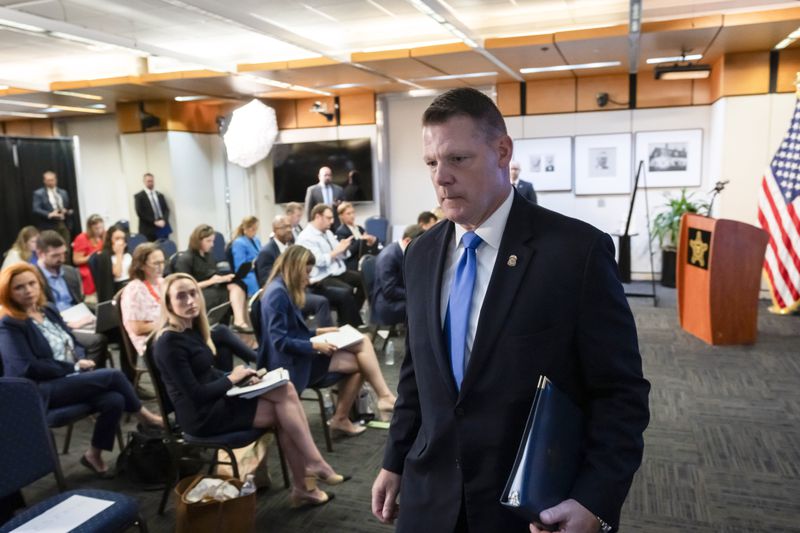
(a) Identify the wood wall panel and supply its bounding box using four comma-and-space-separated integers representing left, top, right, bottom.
692, 78, 713, 105
339, 93, 375, 125
577, 74, 628, 111
166, 101, 219, 133
525, 78, 576, 114
722, 51, 770, 96
777, 48, 800, 93
295, 97, 336, 128
497, 82, 521, 116
637, 74, 692, 108
1, 119, 53, 137
709, 56, 724, 103
265, 99, 297, 129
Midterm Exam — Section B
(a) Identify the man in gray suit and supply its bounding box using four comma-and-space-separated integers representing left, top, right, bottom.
32, 170, 73, 244
510, 160, 537, 205
303, 166, 344, 225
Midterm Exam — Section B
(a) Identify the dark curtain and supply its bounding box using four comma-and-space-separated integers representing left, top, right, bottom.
0, 136, 80, 254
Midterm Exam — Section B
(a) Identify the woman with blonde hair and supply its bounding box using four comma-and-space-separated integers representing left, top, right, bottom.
153, 273, 346, 508
261, 245, 396, 436
2, 226, 39, 270
230, 216, 261, 297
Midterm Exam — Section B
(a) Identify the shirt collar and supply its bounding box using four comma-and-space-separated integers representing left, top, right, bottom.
273, 237, 287, 253
37, 263, 62, 281
453, 187, 514, 252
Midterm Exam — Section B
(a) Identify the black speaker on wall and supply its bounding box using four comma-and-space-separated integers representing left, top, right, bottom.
138, 102, 161, 131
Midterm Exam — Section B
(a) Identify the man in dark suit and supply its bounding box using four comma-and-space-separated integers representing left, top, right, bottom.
334, 201, 378, 271
32, 170, 73, 245
510, 160, 537, 205
35, 231, 109, 369
371, 88, 649, 533
303, 166, 344, 225
372, 224, 423, 325
284, 202, 304, 242
255, 215, 333, 327
134, 172, 171, 241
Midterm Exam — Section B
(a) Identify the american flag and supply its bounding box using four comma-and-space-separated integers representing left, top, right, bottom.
758, 98, 800, 314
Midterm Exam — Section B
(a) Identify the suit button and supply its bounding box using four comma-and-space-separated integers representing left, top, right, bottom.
455, 459, 461, 469
455, 407, 464, 416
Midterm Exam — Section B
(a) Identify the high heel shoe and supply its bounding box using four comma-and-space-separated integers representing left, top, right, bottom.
305, 472, 351, 486
377, 397, 396, 413
289, 488, 334, 509
327, 420, 367, 437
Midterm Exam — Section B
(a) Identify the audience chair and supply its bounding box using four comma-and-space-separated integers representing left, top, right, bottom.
142, 343, 289, 515
212, 232, 227, 263
127, 233, 148, 252
157, 239, 177, 264
365, 216, 390, 245
168, 251, 182, 273
113, 289, 149, 391
0, 377, 148, 533
359, 254, 400, 353
250, 289, 338, 452
206, 301, 232, 327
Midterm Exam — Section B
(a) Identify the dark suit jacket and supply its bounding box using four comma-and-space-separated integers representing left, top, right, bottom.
255, 238, 282, 288
134, 189, 170, 240
303, 183, 344, 222
334, 223, 369, 271
0, 305, 86, 406
32, 187, 71, 230
372, 241, 405, 325
39, 264, 83, 307
515, 178, 537, 205
383, 192, 649, 532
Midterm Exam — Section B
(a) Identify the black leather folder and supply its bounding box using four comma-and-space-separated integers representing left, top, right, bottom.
500, 375, 584, 525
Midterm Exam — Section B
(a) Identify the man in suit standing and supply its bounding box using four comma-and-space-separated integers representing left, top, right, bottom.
371, 88, 649, 533
255, 215, 333, 327
303, 166, 344, 225
134, 173, 171, 241
32, 170, 73, 245
372, 224, 423, 325
510, 160, 537, 205
335, 201, 378, 271
284, 202, 304, 242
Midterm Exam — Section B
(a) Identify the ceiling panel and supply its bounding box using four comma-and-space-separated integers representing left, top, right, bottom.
704, 17, 800, 60
555, 35, 630, 75
411, 50, 498, 76
638, 26, 721, 70
238, 63, 390, 89
489, 42, 564, 73
352, 56, 445, 80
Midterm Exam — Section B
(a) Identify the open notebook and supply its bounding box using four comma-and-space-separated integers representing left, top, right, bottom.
226, 367, 290, 399
310, 324, 363, 350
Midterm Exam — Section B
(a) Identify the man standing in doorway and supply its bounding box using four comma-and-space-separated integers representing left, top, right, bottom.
371, 88, 649, 533
32, 170, 73, 245
134, 172, 170, 241
303, 166, 344, 226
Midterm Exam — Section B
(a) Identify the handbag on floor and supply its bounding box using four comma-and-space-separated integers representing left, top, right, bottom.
175, 474, 255, 533
215, 432, 273, 489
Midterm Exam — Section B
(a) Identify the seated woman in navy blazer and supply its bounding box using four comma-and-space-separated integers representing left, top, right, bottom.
153, 272, 346, 508
260, 245, 396, 437
0, 263, 162, 477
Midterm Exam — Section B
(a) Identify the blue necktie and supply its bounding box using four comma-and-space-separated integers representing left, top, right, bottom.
445, 231, 482, 390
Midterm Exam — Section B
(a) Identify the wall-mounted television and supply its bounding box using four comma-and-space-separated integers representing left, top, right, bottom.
272, 138, 374, 204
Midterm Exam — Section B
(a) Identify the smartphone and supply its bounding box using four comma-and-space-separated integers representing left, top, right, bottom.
234, 368, 266, 387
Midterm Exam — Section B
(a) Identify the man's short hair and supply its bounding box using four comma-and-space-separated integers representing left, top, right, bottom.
285, 202, 303, 215
337, 201, 353, 215
417, 211, 438, 226
143, 172, 154, 179
403, 224, 424, 241
310, 203, 331, 220
37, 230, 65, 251
422, 88, 507, 141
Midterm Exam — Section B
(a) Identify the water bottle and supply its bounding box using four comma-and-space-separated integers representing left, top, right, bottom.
322, 390, 335, 419
384, 338, 396, 366
239, 474, 256, 496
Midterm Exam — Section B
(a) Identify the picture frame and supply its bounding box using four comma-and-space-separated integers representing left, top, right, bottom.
574, 133, 632, 195
635, 129, 703, 188
513, 136, 573, 192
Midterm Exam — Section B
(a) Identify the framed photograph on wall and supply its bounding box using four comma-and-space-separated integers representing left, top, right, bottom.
513, 136, 572, 192
574, 133, 632, 195
635, 129, 703, 188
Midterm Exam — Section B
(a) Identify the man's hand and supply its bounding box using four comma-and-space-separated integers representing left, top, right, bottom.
77, 359, 96, 371
332, 236, 353, 257
371, 469, 401, 524
365, 234, 377, 246
48, 211, 65, 220
530, 499, 600, 533
68, 315, 95, 330
154, 220, 166, 228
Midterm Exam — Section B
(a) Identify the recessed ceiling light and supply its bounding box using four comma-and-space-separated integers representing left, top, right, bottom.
0, 99, 48, 109
408, 89, 438, 98
0, 111, 49, 118
520, 61, 621, 74
774, 24, 800, 49
52, 90, 103, 101
325, 83, 365, 90
43, 107, 63, 113
646, 54, 702, 65
0, 18, 45, 33
174, 95, 210, 102
414, 71, 497, 81
88, 103, 107, 109
654, 63, 711, 80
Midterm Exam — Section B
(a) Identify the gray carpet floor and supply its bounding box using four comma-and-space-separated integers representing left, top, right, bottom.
21, 285, 800, 532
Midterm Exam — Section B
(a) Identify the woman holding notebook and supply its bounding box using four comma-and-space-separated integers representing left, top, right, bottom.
260, 245, 396, 437
153, 272, 346, 508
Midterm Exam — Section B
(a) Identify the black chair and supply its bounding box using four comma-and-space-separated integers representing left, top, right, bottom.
212, 232, 227, 263
157, 239, 177, 263
113, 289, 148, 390
127, 233, 148, 251
0, 377, 148, 533
365, 216, 389, 245
359, 254, 400, 353
142, 342, 289, 514
250, 289, 338, 452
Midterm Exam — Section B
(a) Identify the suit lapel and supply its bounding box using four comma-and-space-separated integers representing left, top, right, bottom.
425, 221, 459, 400
459, 194, 538, 399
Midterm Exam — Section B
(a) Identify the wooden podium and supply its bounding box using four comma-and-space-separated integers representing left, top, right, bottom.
676, 214, 769, 345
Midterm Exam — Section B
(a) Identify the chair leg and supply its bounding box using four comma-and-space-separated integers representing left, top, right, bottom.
274, 430, 290, 489
63, 423, 74, 455
316, 389, 333, 452
116, 428, 124, 451
136, 514, 150, 533
159, 445, 181, 515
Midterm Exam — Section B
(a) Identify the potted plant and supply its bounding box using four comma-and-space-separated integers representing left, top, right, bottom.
651, 189, 710, 287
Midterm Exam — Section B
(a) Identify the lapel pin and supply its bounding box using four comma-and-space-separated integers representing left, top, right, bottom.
507, 254, 518, 267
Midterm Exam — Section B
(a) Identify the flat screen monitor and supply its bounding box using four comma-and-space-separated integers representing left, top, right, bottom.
272, 138, 373, 204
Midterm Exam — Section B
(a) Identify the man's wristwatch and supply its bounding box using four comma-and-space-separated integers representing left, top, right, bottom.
596, 516, 612, 533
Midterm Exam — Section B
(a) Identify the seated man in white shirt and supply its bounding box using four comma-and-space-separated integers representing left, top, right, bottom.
297, 204, 365, 326
334, 202, 378, 271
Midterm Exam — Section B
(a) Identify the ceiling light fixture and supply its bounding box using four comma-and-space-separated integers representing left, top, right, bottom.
174, 95, 210, 102
0, 85, 8, 91
88, 103, 107, 109
647, 54, 702, 65
414, 71, 498, 81
0, 111, 49, 118
366, 0, 396, 18
241, 74, 333, 96
520, 61, 621, 74
0, 18, 45, 32
0, 99, 48, 109
52, 90, 103, 100
43, 107, 63, 113
774, 26, 800, 49
408, 89, 438, 98
654, 63, 711, 80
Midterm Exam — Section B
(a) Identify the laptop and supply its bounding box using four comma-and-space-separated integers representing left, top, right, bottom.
66, 300, 119, 334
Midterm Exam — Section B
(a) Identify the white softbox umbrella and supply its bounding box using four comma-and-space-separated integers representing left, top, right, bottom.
223, 99, 278, 168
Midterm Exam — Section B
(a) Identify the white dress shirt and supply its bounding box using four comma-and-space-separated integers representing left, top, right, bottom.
297, 225, 347, 283
148, 189, 163, 219
274, 237, 288, 254
47, 187, 63, 210
347, 224, 363, 239
440, 188, 514, 369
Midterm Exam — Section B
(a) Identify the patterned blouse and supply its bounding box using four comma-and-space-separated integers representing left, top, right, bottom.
121, 277, 163, 356
34, 316, 75, 362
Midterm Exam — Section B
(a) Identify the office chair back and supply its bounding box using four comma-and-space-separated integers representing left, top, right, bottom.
142, 343, 177, 433
157, 239, 177, 261
359, 254, 377, 303
249, 288, 265, 344
212, 232, 227, 263
87, 251, 101, 282
365, 216, 389, 244
128, 233, 148, 252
